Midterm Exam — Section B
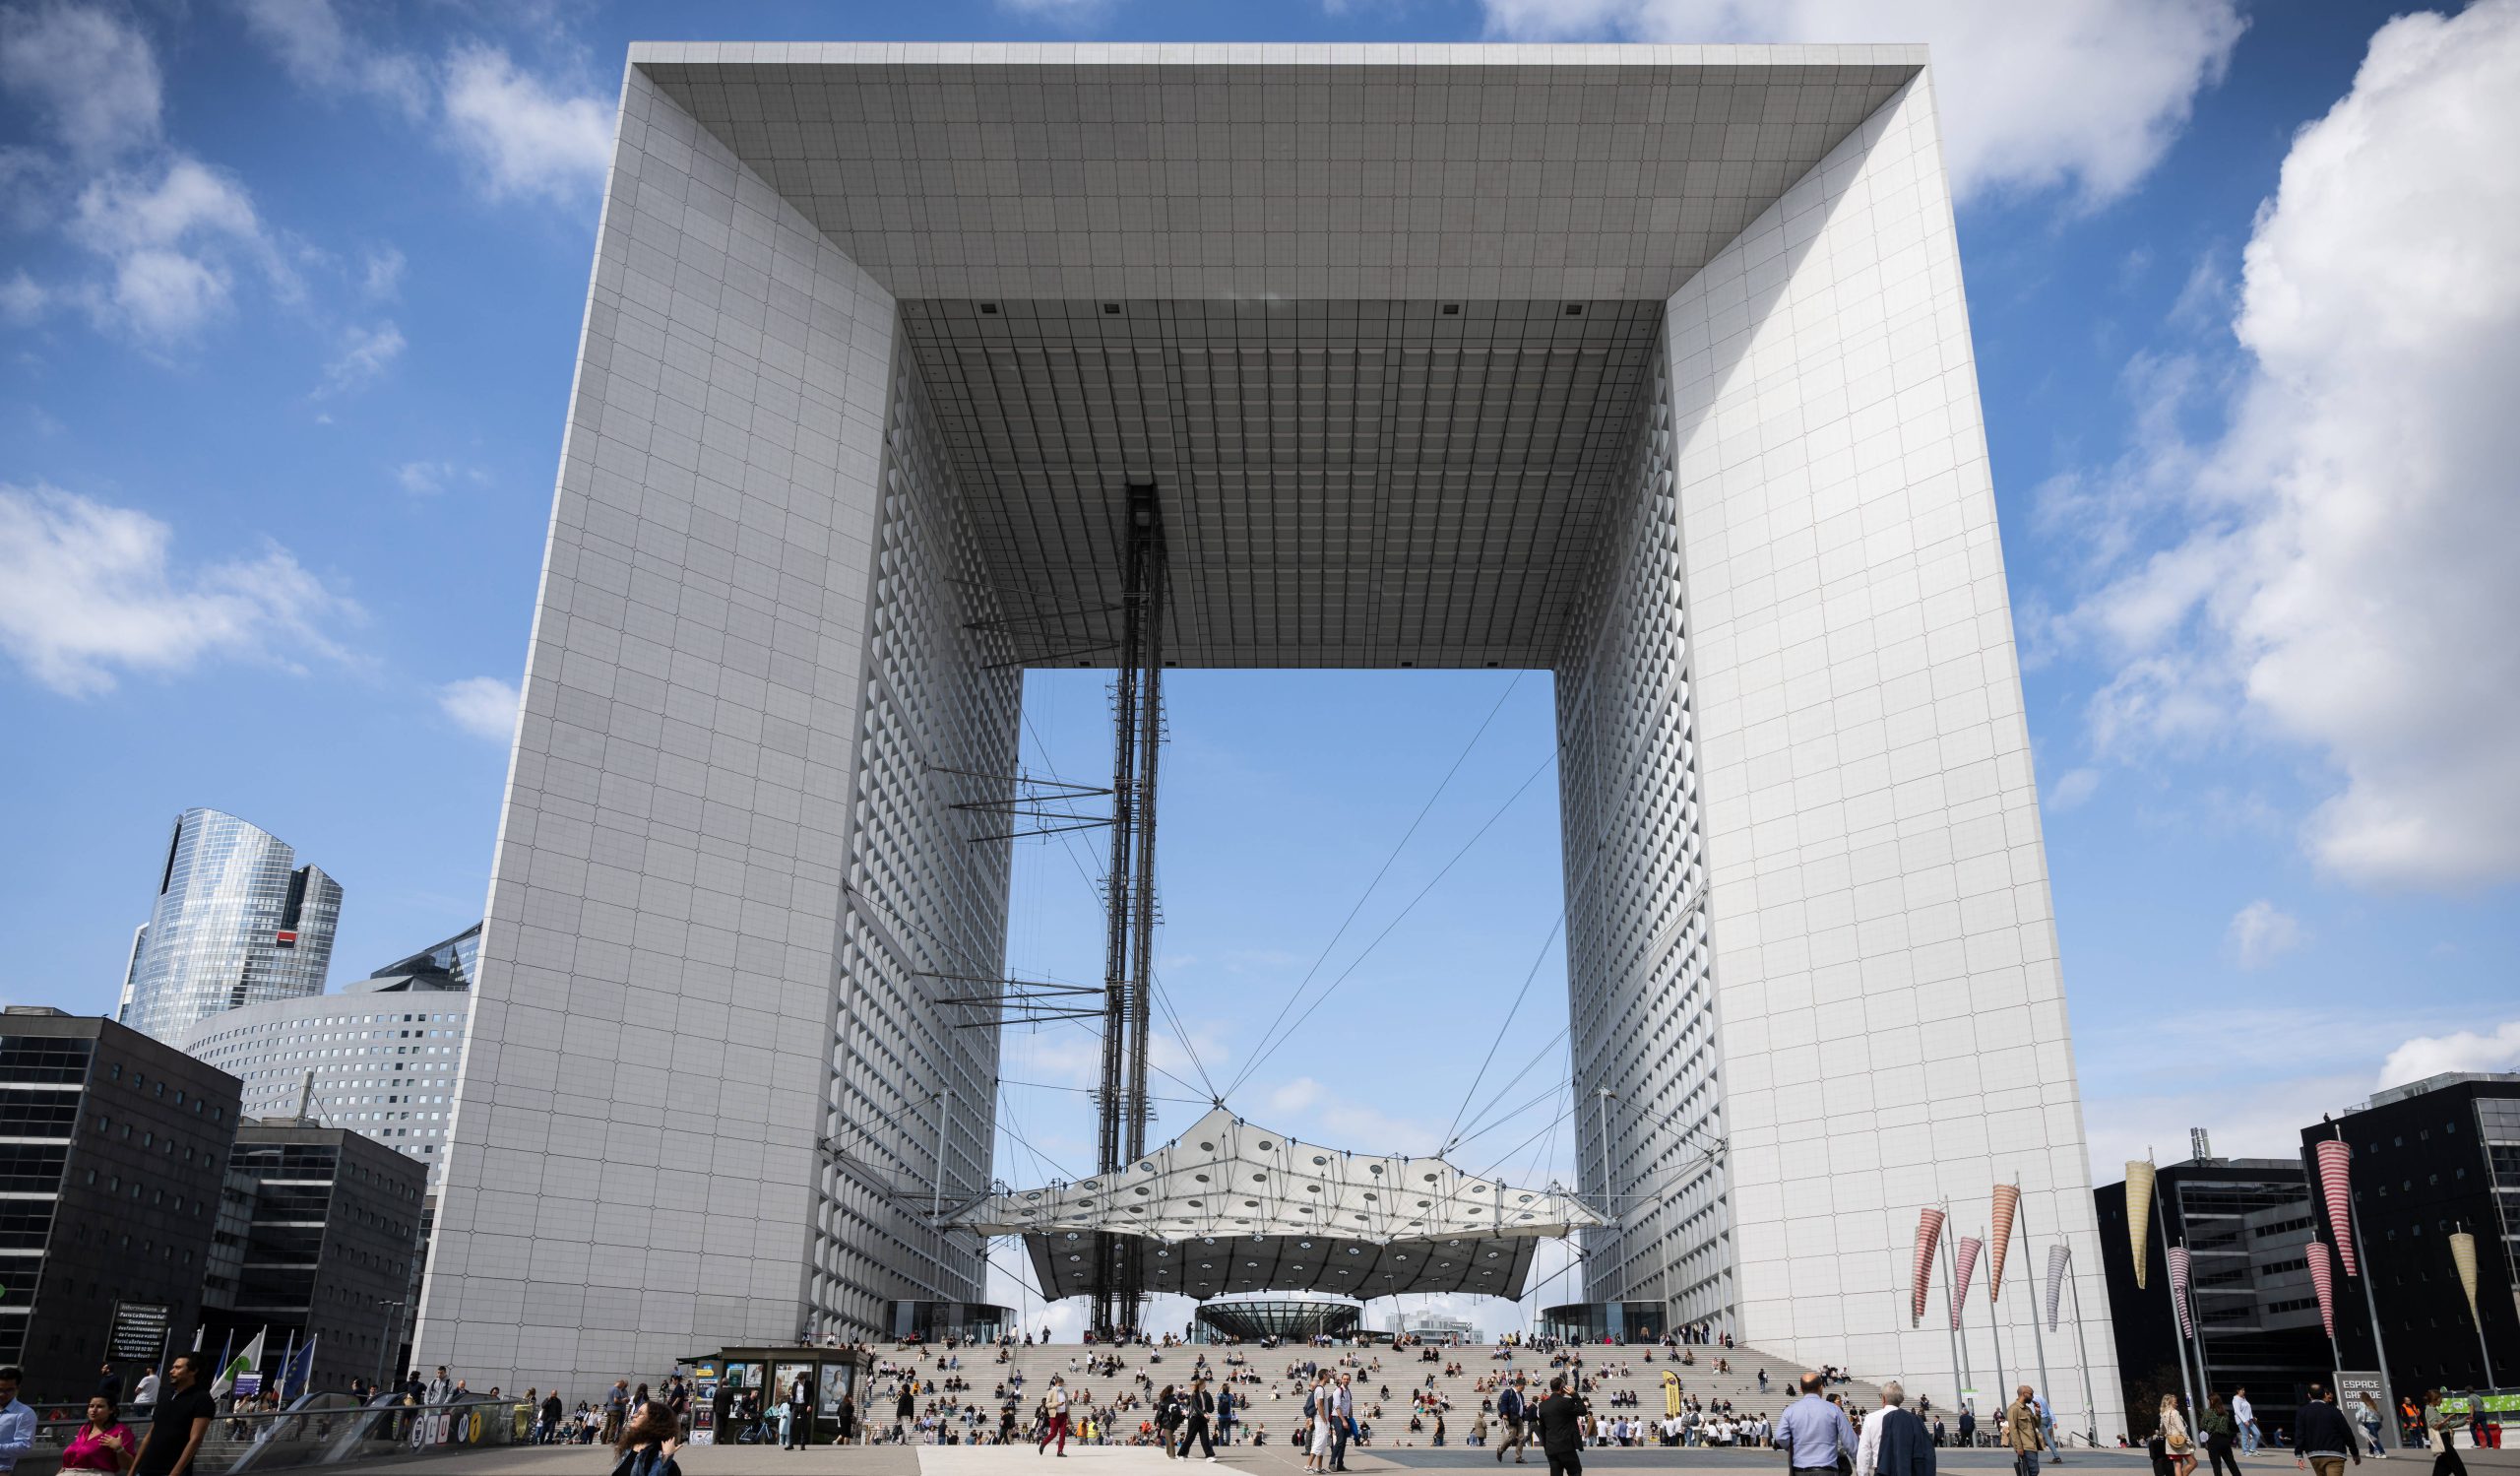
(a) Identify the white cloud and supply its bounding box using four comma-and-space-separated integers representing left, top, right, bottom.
0, 269, 45, 323
2224, 900, 2302, 970
436, 674, 519, 742
1476, 0, 2242, 205
360, 245, 404, 299
2053, 2, 2520, 890
68, 155, 281, 344
2080, 1008, 2511, 1184
0, 482, 355, 696
2375, 1020, 2520, 1093
441, 45, 611, 202
234, 0, 428, 116
0, 2, 161, 162
317, 320, 404, 394
1260, 1075, 1443, 1156
2045, 766, 2101, 811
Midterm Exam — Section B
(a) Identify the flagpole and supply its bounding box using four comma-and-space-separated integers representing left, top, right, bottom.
2062, 1248, 2100, 1449
1941, 1201, 1973, 1419
2012, 1180, 2058, 1457
2148, 1169, 2196, 1427
1983, 1226, 2010, 1413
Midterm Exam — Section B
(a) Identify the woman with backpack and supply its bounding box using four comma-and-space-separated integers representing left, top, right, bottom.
610, 1400, 682, 1476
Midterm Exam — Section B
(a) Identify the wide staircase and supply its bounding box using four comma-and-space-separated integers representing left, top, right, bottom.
864, 1338, 1882, 1449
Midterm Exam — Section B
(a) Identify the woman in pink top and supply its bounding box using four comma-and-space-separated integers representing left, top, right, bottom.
61, 1396, 135, 1475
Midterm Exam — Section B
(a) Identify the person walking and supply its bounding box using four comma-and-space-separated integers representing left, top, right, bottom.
1497, 1376, 1532, 1464
1331, 1373, 1354, 1472
2160, 1396, 2198, 1476
1218, 1383, 1237, 1448
2201, 1395, 2242, 1476
1181, 1378, 1218, 1462
2356, 1394, 2388, 1459
127, 1355, 214, 1476
2421, 1393, 2466, 1476
2236, 1390, 2260, 1456
0, 1368, 32, 1476
1858, 1382, 1936, 1476
2005, 1386, 2050, 1476
62, 1397, 136, 1476
1532, 1375, 1593, 1476
1779, 1374, 1858, 1476
2295, 1384, 2362, 1476
1303, 1372, 1333, 1474
835, 1395, 857, 1447
1039, 1376, 1070, 1456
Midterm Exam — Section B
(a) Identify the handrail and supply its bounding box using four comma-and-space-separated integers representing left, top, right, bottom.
14, 1395, 533, 1476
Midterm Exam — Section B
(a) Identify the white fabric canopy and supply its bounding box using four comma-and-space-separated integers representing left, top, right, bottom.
956, 1107, 1604, 1300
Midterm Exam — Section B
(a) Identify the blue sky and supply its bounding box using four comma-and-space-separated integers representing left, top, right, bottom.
3, 0, 2517, 1334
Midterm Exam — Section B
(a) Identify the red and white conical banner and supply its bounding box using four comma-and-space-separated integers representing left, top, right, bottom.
1913, 1207, 1946, 1326
2451, 1230, 2482, 1319
2305, 1236, 2337, 1339
2125, 1160, 2157, 1288
1989, 1184, 2021, 1301
2168, 1245, 2196, 1338
2045, 1243, 2071, 1332
2316, 1139, 2359, 1275
1951, 1235, 1984, 1330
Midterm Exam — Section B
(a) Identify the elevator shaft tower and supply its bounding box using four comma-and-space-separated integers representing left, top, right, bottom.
1091, 477, 1166, 1339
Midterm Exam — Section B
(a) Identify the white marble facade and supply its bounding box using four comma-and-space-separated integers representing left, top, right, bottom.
420, 45, 2117, 1433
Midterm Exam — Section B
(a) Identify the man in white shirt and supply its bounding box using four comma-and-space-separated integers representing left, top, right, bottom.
0, 1367, 32, 1476
2236, 1390, 2259, 1455
133, 1366, 161, 1410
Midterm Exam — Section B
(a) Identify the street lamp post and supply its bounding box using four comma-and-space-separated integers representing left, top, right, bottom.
372, 1299, 407, 1396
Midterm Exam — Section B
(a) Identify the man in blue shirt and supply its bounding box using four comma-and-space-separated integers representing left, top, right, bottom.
1777, 1374, 1858, 1476
0, 1366, 32, 1476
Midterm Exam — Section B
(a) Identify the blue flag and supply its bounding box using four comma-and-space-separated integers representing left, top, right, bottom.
282, 1336, 317, 1400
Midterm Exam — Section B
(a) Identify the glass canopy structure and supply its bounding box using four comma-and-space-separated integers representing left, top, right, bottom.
957, 1107, 1603, 1301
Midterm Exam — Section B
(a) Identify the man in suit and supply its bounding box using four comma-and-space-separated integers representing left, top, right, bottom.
1858, 1382, 1937, 1476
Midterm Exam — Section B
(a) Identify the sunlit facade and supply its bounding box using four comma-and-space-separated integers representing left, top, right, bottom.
120, 807, 340, 1045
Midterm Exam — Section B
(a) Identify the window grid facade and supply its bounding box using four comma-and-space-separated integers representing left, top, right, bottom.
121, 809, 342, 1046
176, 990, 472, 1187
1555, 340, 1732, 1327
811, 346, 1019, 1340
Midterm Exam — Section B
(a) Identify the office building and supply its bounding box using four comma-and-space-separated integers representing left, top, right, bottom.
199, 1122, 428, 1394
2304, 1071, 2519, 1398
411, 44, 2119, 1428
120, 808, 342, 1045
368, 924, 481, 991
176, 937, 473, 1187
0, 1008, 242, 1398
2095, 1154, 2329, 1440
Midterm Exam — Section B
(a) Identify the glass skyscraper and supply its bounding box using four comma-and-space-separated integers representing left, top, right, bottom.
119, 807, 342, 1044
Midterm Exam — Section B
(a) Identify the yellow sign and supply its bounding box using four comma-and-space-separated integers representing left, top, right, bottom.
1663, 1370, 1682, 1418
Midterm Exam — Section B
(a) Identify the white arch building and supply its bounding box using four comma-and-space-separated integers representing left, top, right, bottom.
414, 42, 2121, 1433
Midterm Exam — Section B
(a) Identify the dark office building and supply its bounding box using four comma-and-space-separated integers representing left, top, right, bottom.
2304, 1071, 2520, 1398
2096, 1153, 2331, 1441
0, 1008, 241, 1399
200, 1123, 427, 1393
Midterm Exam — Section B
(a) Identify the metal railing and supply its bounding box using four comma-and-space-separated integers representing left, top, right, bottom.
11, 1394, 533, 1476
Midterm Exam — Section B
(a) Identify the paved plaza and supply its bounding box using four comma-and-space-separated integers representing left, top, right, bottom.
375, 1442, 2502, 1476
